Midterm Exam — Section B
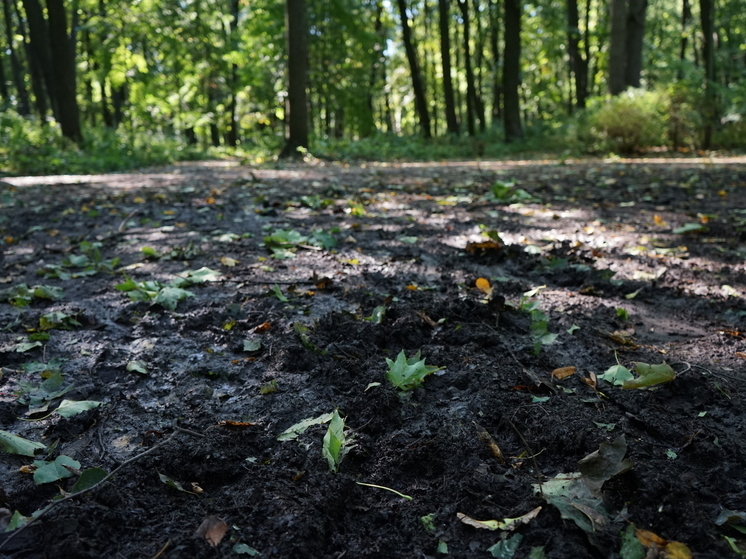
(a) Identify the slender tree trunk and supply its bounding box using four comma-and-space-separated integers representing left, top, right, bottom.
458, 0, 476, 136
472, 0, 486, 132
567, 0, 588, 109
608, 0, 627, 94
280, 0, 309, 157
2, 0, 30, 114
226, 0, 240, 146
503, 0, 522, 141
22, 0, 59, 119
396, 0, 431, 138
46, 0, 82, 143
624, 0, 647, 88
439, 0, 459, 134
489, 0, 501, 123
677, 0, 691, 79
699, 0, 715, 148
365, 0, 385, 137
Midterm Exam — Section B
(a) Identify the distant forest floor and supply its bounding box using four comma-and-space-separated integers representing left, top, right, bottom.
2, 156, 746, 558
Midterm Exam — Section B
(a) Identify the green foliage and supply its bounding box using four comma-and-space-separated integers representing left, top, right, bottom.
33, 455, 80, 485
0, 430, 47, 457
115, 277, 194, 311
322, 409, 353, 473
0, 284, 63, 307
519, 287, 558, 354
37, 242, 119, 279
385, 350, 443, 391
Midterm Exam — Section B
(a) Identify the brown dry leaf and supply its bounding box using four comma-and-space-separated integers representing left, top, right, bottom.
465, 240, 503, 255
253, 322, 271, 333
664, 541, 693, 559
635, 528, 692, 559
194, 515, 229, 547
551, 366, 576, 380
653, 214, 667, 227
736, 352, 746, 360
312, 273, 333, 290
457, 507, 541, 531
217, 420, 257, 430
475, 277, 493, 295
582, 372, 598, 390
220, 256, 238, 267
609, 329, 636, 345
406, 284, 419, 291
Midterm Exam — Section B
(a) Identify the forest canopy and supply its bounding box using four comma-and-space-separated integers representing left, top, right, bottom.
0, 0, 744, 173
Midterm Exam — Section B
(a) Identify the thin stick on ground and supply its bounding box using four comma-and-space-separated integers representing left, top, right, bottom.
0, 423, 204, 551
502, 414, 543, 497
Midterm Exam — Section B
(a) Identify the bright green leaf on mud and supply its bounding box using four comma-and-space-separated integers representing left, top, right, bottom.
72, 467, 108, 493
39, 311, 81, 331
364, 305, 386, 323
2, 284, 64, 307
141, 246, 160, 259
13, 340, 43, 353
0, 430, 46, 456
6, 510, 31, 531
723, 536, 746, 558
322, 409, 353, 473
272, 284, 288, 302
278, 412, 334, 441
55, 399, 102, 418
176, 267, 222, 285
672, 223, 708, 234
620, 524, 646, 559
622, 362, 676, 389
437, 540, 449, 554
158, 472, 196, 494
33, 455, 80, 484
126, 361, 148, 375
243, 340, 262, 353
599, 364, 634, 386
487, 533, 524, 558
154, 286, 194, 311
385, 350, 443, 391
528, 547, 547, 559
421, 513, 436, 532
567, 324, 580, 334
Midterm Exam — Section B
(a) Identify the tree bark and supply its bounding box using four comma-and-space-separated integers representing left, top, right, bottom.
677, 0, 691, 79
624, 0, 647, 88
608, 0, 627, 95
46, 0, 82, 143
439, 0, 459, 134
699, 0, 715, 148
2, 0, 30, 114
502, 0, 522, 141
22, 0, 59, 118
280, 0, 309, 157
489, 0, 501, 123
396, 0, 431, 138
566, 0, 588, 109
226, 0, 240, 146
458, 0, 477, 136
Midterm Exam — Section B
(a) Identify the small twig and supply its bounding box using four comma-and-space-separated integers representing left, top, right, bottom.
0, 424, 201, 551
118, 209, 139, 232
502, 414, 543, 496
355, 482, 413, 501
150, 539, 171, 559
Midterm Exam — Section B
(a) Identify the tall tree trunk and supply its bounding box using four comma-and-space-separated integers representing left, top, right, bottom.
624, 0, 647, 88
226, 0, 240, 146
396, 0, 431, 138
699, 0, 715, 148
2, 0, 30, 114
458, 0, 476, 136
567, 0, 588, 109
502, 0, 522, 141
677, 0, 691, 79
22, 0, 59, 119
489, 0, 501, 123
280, 0, 309, 157
608, 0, 627, 94
364, 0, 385, 137
472, 0, 486, 132
439, 0, 459, 134
46, 0, 82, 143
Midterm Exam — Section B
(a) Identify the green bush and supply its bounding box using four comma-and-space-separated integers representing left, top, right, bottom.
582, 89, 669, 153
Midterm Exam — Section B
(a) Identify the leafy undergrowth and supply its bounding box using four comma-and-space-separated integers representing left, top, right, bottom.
1, 158, 746, 558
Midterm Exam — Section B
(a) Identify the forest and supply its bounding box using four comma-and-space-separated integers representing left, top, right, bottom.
0, 0, 744, 173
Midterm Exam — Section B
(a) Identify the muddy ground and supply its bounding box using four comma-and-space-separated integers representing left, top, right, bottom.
1, 157, 746, 559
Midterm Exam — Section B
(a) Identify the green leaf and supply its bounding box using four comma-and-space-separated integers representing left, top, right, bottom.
437, 541, 449, 554
72, 467, 108, 493
528, 547, 547, 559
599, 364, 634, 386
243, 340, 262, 353
39, 311, 81, 330
233, 543, 261, 556
32, 285, 64, 300
13, 341, 43, 353
622, 362, 676, 389
158, 472, 195, 494
672, 222, 707, 234
364, 305, 386, 323
487, 533, 524, 558
0, 430, 46, 456
33, 455, 80, 484
577, 435, 633, 495
176, 267, 222, 284
6, 510, 31, 531
141, 246, 160, 259
263, 229, 307, 248
421, 513, 436, 532
126, 360, 148, 375
271, 284, 288, 302
154, 286, 194, 310
385, 350, 443, 391
620, 524, 646, 559
55, 399, 102, 418
277, 412, 334, 441
322, 409, 353, 473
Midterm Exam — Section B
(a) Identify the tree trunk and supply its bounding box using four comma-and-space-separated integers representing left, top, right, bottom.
458, 0, 476, 135
699, 0, 715, 148
624, 0, 647, 88
677, 0, 691, 79
280, 0, 309, 157
226, 0, 240, 146
46, 0, 82, 143
2, 0, 30, 114
364, 0, 385, 137
567, 0, 588, 109
472, 0, 486, 132
396, 0, 431, 138
22, 0, 59, 119
608, 0, 627, 94
439, 0, 459, 134
502, 0, 522, 141
489, 0, 501, 123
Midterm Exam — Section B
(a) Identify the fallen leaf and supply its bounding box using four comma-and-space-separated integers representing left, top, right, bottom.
476, 277, 493, 295
465, 240, 503, 255
736, 352, 746, 360
577, 435, 633, 496
253, 322, 271, 333
220, 256, 238, 267
551, 366, 576, 380
653, 214, 667, 227
217, 420, 257, 430
406, 284, 419, 291
623, 362, 676, 389
194, 515, 229, 547
457, 507, 541, 531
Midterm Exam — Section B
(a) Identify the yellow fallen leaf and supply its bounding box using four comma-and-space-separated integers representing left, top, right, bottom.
653, 214, 667, 227
664, 541, 693, 559
475, 277, 493, 295
406, 284, 419, 291
551, 366, 576, 380
133, 197, 145, 204
457, 507, 541, 531
221, 256, 238, 267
